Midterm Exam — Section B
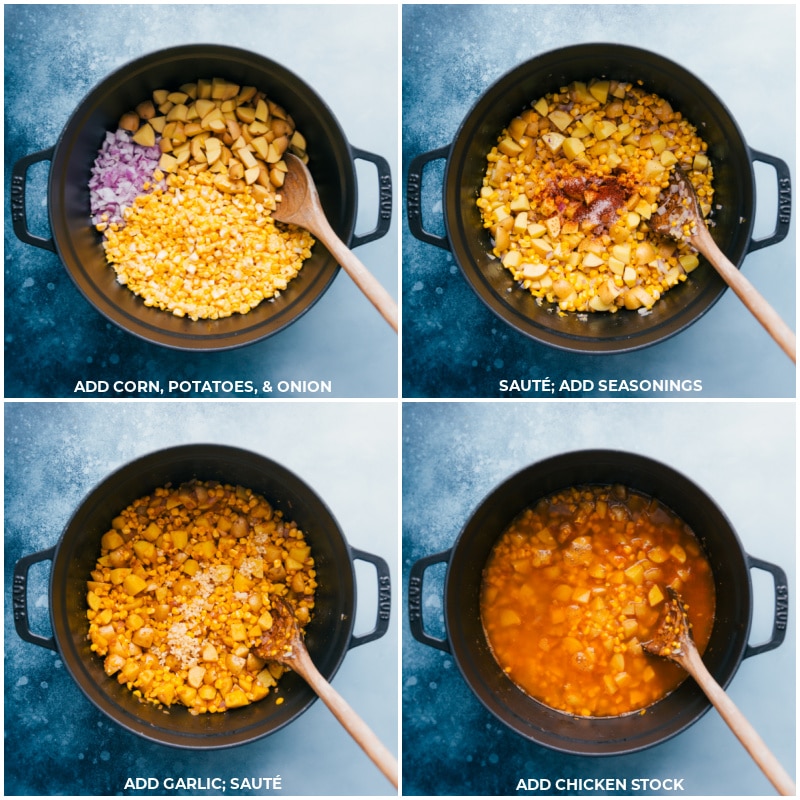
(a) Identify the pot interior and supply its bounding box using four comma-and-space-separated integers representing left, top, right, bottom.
447, 44, 755, 352
50, 45, 355, 350
50, 444, 355, 748
445, 450, 751, 755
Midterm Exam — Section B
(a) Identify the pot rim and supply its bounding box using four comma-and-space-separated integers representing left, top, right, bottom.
439, 43, 773, 353
36, 444, 361, 748
430, 449, 778, 755
44, 44, 359, 351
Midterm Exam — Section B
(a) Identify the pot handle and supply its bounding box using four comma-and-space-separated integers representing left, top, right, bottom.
407, 548, 452, 653
13, 547, 58, 652
349, 147, 393, 249
11, 147, 57, 253
743, 554, 789, 658
747, 148, 792, 253
347, 547, 392, 649
406, 145, 451, 250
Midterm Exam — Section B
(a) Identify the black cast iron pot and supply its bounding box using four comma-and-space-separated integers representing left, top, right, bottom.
407, 44, 792, 353
13, 444, 391, 749
408, 450, 788, 755
11, 45, 392, 350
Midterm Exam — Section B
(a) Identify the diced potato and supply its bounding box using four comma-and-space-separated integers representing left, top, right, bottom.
570, 81, 594, 104
562, 137, 586, 161
522, 262, 549, 280
193, 540, 216, 560
527, 223, 547, 239
552, 279, 573, 300
670, 545, 687, 563
624, 563, 645, 585
498, 137, 523, 157
119, 112, 140, 133
177, 686, 197, 706
614, 671, 633, 688
132, 540, 156, 563
533, 97, 549, 116
551, 607, 567, 624
548, 110, 573, 132
204, 137, 222, 165
571, 587, 591, 604
132, 123, 155, 147
634, 199, 653, 220
499, 609, 521, 626
230, 622, 247, 641
109, 567, 131, 585
132, 627, 154, 648
86, 590, 102, 611
257, 668, 277, 688
597, 278, 622, 306
509, 194, 530, 213
553, 584, 573, 602
635, 242, 657, 265
141, 523, 162, 542
233, 572, 252, 593
225, 688, 250, 709
589, 80, 610, 104
529, 238, 554, 257
541, 132, 565, 154
572, 121, 592, 139
562, 637, 583, 654
660, 150, 678, 167
648, 546, 669, 564
679, 254, 700, 272
165, 104, 189, 123
648, 585, 665, 607
101, 531, 125, 551
122, 573, 147, 596
607, 256, 625, 276
593, 120, 617, 141
621, 618, 639, 638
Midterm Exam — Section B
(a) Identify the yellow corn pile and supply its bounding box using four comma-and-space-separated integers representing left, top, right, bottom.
99, 169, 314, 321
477, 79, 714, 313
86, 480, 316, 715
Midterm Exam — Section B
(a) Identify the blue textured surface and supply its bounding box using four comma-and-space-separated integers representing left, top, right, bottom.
402, 401, 795, 795
402, 4, 796, 398
5, 402, 398, 795
4, 4, 398, 399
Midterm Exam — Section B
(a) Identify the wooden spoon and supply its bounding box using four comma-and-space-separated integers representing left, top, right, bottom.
255, 597, 398, 788
650, 167, 795, 362
643, 587, 795, 795
272, 153, 398, 332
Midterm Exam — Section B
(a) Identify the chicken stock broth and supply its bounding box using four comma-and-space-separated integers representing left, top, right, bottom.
480, 484, 715, 717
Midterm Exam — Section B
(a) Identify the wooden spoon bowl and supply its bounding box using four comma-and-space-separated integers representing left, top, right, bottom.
644, 588, 795, 795
651, 167, 795, 362
273, 154, 398, 332
256, 597, 398, 788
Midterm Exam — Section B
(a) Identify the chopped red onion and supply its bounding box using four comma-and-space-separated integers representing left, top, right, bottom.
89, 129, 163, 228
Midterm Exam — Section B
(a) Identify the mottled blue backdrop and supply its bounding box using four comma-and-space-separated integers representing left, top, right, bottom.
402, 4, 795, 398
4, 4, 398, 399
5, 402, 398, 795
402, 401, 795, 795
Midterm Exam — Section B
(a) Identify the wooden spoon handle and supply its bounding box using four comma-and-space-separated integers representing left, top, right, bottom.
683, 647, 795, 795
294, 648, 399, 788
312, 214, 398, 332
696, 229, 795, 362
